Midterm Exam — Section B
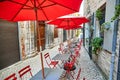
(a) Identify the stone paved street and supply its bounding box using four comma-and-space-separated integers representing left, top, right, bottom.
59, 45, 105, 80
78, 46, 105, 80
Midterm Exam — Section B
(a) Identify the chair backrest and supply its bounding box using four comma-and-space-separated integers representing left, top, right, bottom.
70, 55, 76, 64
59, 43, 64, 51
58, 48, 62, 54
80, 39, 82, 45
76, 68, 81, 80
4, 73, 17, 80
18, 65, 32, 79
77, 44, 81, 50
44, 53, 52, 68
75, 49, 80, 57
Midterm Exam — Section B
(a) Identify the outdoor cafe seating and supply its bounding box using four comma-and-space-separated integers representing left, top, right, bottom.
4, 73, 17, 80
4, 65, 33, 80
44, 53, 60, 68
31, 39, 82, 80
30, 68, 64, 80
63, 60, 76, 79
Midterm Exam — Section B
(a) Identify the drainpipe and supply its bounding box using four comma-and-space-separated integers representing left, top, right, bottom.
109, 19, 119, 80
109, 0, 120, 79
83, 24, 85, 46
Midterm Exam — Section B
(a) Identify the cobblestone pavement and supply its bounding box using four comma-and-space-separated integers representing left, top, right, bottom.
59, 46, 105, 80
78, 46, 104, 80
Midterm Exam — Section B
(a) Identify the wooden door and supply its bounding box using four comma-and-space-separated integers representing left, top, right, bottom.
37, 21, 45, 51
54, 28, 58, 38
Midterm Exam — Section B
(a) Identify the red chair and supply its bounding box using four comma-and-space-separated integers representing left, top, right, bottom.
58, 47, 63, 54
80, 39, 83, 45
75, 49, 80, 58
44, 53, 59, 68
59, 43, 65, 54
4, 73, 17, 80
76, 68, 81, 80
70, 54, 78, 66
70, 55, 76, 64
18, 65, 32, 80
77, 44, 81, 50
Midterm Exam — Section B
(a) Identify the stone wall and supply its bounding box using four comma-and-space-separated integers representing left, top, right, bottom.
97, 50, 111, 79
96, 20, 120, 80
0, 44, 61, 80
84, 0, 106, 16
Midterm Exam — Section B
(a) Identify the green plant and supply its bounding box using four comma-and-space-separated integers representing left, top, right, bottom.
91, 37, 103, 55
101, 22, 111, 32
96, 9, 103, 20
111, 4, 120, 21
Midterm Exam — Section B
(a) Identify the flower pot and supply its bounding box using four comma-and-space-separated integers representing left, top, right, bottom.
92, 53, 98, 62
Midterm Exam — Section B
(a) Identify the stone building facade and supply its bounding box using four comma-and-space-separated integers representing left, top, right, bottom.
0, 18, 78, 79
83, 0, 120, 80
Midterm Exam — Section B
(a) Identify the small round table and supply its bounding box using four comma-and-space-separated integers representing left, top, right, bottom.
64, 64, 76, 71
63, 62, 76, 79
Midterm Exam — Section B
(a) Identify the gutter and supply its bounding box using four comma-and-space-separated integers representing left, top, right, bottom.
109, 0, 120, 80
109, 18, 119, 80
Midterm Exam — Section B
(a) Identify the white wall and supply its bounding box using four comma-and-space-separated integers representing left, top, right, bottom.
103, 0, 116, 52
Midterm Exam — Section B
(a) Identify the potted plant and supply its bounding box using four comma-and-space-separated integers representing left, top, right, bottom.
96, 9, 103, 21
101, 22, 111, 32
91, 37, 103, 62
91, 37, 103, 55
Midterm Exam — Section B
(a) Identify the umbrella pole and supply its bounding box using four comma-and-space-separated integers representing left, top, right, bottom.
40, 52, 45, 79
34, 0, 45, 77
37, 25, 45, 79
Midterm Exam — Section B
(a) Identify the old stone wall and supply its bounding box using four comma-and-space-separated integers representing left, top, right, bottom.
97, 20, 120, 80
97, 50, 111, 79
84, 0, 106, 16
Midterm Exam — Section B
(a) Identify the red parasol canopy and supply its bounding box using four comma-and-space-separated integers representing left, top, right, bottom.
57, 25, 83, 30
47, 17, 89, 27
0, 0, 83, 79
0, 0, 82, 21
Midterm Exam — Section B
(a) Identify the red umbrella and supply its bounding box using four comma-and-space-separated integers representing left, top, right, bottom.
0, 0, 83, 79
57, 25, 82, 30
47, 17, 89, 26
0, 0, 82, 21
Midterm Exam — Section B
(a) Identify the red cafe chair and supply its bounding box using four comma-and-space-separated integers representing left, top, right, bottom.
75, 49, 80, 58
70, 54, 77, 64
59, 43, 65, 54
76, 68, 81, 80
58, 47, 63, 54
77, 44, 81, 50
44, 53, 59, 68
79, 39, 82, 47
4, 73, 17, 80
18, 65, 32, 80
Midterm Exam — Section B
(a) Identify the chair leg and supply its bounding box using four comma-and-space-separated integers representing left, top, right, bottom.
83, 77, 86, 80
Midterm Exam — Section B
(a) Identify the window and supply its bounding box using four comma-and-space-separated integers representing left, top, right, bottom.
99, 5, 106, 38
18, 21, 37, 59
0, 20, 20, 69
